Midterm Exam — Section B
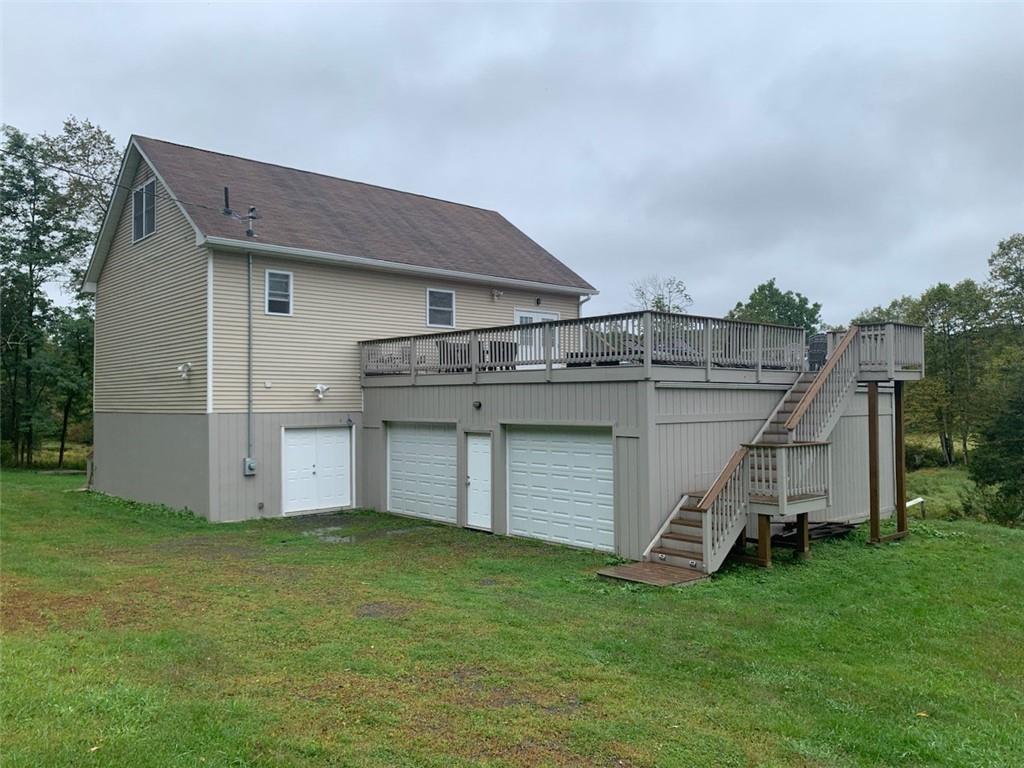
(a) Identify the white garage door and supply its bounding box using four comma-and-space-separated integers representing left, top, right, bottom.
507, 427, 614, 552
283, 427, 352, 514
388, 423, 457, 522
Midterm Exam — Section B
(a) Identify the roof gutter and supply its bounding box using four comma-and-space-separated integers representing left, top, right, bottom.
201, 236, 598, 297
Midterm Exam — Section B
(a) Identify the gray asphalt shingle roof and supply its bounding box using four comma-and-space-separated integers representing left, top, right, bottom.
134, 136, 594, 292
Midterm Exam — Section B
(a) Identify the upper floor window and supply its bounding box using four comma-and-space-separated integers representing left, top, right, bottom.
426, 288, 455, 328
132, 180, 156, 241
265, 270, 293, 315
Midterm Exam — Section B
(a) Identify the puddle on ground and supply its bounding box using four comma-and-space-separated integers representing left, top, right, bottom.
301, 526, 425, 544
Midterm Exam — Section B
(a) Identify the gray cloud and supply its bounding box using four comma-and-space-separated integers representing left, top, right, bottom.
3, 2, 1021, 323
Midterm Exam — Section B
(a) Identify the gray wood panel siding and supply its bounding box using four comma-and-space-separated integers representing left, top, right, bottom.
650, 385, 785, 548
93, 162, 207, 413
206, 410, 363, 522
821, 388, 896, 523
361, 381, 650, 558
211, 251, 581, 414
93, 412, 210, 516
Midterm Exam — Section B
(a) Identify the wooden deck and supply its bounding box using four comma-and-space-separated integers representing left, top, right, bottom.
597, 561, 707, 587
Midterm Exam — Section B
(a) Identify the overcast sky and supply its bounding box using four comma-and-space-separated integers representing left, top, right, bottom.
2, 2, 1021, 323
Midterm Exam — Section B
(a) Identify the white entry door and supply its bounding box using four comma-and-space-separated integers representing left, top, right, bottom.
388, 423, 458, 522
466, 434, 492, 530
514, 308, 560, 366
283, 427, 352, 514
507, 426, 614, 551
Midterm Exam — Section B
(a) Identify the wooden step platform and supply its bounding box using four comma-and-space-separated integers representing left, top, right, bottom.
597, 561, 707, 587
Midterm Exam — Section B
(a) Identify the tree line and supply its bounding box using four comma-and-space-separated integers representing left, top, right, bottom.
1, 118, 118, 467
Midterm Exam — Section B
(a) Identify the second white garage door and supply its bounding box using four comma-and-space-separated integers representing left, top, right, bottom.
507, 426, 614, 552
388, 423, 457, 523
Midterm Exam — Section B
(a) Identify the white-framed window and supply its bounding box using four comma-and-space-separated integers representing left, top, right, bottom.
132, 179, 156, 242
426, 288, 456, 328
265, 270, 293, 316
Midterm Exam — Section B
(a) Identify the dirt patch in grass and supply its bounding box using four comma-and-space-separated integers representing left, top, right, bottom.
1, 583, 99, 631
1, 576, 199, 633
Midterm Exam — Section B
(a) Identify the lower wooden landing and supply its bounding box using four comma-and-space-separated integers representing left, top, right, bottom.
597, 561, 707, 587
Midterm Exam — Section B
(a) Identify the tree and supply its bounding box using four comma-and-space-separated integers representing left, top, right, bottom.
1, 118, 116, 465
851, 295, 920, 325
630, 275, 692, 314
49, 306, 94, 467
969, 368, 1024, 526
909, 280, 992, 465
987, 233, 1024, 326
39, 116, 119, 295
726, 278, 822, 336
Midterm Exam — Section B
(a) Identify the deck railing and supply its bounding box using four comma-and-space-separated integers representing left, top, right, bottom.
747, 443, 831, 514
361, 311, 806, 379
857, 322, 925, 377
785, 326, 861, 443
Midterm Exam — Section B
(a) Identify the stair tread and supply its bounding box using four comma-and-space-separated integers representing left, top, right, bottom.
651, 546, 704, 562
676, 504, 704, 513
671, 518, 702, 528
662, 531, 702, 544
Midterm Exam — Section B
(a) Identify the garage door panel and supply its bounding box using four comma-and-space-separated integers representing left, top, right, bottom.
507, 427, 614, 552
388, 423, 457, 523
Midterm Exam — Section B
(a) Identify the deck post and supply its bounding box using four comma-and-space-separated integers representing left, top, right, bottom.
409, 337, 417, 385
755, 324, 763, 383
795, 512, 810, 560
642, 311, 653, 379
543, 323, 553, 381
777, 445, 789, 518
867, 381, 881, 543
757, 514, 772, 568
886, 323, 896, 379
895, 379, 908, 535
470, 330, 479, 383
704, 320, 712, 382
360, 343, 367, 386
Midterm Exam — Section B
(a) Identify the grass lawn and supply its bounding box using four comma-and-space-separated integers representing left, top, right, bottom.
906, 467, 975, 519
2, 472, 1023, 767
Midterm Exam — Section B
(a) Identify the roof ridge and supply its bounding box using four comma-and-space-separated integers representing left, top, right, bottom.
132, 134, 500, 214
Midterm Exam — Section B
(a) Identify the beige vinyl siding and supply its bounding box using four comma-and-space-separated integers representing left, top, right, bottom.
211, 252, 581, 412
93, 163, 207, 413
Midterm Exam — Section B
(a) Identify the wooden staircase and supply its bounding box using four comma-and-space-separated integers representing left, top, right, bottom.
599, 323, 925, 586
647, 491, 707, 570
633, 328, 866, 583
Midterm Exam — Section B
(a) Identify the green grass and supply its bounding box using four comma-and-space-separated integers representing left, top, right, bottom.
2, 471, 1023, 767
906, 467, 975, 519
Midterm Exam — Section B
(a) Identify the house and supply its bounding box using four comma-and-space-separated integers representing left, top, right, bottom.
84, 137, 924, 581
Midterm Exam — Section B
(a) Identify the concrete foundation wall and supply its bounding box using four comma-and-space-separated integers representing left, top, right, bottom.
93, 412, 210, 517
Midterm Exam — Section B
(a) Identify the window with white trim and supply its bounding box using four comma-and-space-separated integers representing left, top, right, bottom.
426, 288, 455, 328
265, 270, 293, 315
132, 180, 156, 241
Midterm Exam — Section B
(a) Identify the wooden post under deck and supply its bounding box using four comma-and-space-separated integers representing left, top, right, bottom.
894, 380, 908, 536
757, 514, 773, 568
868, 381, 881, 543
795, 512, 810, 560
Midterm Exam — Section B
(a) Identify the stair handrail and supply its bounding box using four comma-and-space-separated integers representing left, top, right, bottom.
698, 446, 750, 573
784, 326, 860, 441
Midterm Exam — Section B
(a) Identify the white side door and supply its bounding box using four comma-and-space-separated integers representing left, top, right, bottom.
466, 434, 492, 531
315, 428, 352, 509
284, 429, 319, 513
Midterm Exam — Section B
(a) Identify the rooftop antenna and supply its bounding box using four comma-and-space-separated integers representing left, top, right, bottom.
222, 186, 262, 237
